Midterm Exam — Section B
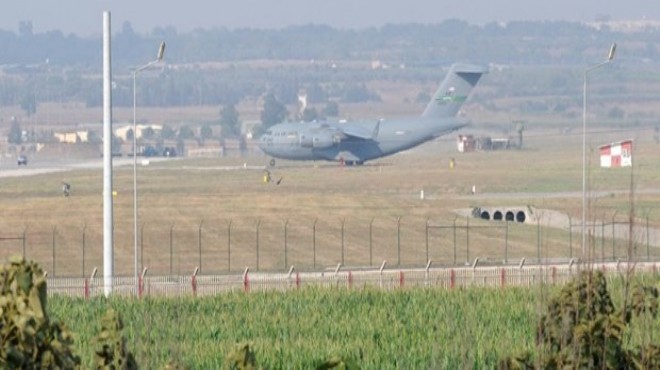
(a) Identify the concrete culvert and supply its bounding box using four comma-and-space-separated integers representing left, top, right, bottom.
516, 211, 526, 223
493, 211, 503, 221
481, 211, 490, 220
505, 211, 514, 222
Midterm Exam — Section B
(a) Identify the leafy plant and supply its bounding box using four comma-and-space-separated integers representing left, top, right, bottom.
500, 270, 660, 368
0, 256, 81, 368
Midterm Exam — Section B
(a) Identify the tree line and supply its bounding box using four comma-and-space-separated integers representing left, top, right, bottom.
1, 19, 659, 132
3, 20, 659, 67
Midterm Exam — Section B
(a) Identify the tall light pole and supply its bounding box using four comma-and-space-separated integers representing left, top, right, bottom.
133, 41, 165, 289
581, 42, 616, 259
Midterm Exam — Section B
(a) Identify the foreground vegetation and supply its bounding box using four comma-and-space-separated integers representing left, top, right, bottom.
1, 256, 658, 368
46, 279, 656, 369
49, 287, 537, 368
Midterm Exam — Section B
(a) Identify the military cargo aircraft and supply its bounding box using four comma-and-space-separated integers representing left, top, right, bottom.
258, 63, 487, 165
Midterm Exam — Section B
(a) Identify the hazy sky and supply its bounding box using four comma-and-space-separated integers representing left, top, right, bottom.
4, 0, 660, 36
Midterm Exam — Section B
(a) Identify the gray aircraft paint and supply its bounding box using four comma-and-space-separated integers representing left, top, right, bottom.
258, 63, 487, 164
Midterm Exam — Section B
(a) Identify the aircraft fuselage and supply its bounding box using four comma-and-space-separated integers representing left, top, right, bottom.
259, 118, 466, 163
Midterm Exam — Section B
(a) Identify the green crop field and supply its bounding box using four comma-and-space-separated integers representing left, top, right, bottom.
46, 278, 659, 369
47, 287, 546, 368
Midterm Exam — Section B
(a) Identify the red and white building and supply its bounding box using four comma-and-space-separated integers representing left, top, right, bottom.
599, 140, 632, 168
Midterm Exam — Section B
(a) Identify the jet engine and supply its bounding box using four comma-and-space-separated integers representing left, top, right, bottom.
312, 132, 336, 148
299, 127, 343, 149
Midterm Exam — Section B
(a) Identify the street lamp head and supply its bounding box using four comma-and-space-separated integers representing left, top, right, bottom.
608, 43, 617, 61
157, 41, 166, 61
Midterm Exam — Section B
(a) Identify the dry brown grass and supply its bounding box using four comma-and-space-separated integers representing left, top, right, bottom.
1, 69, 659, 276
0, 121, 659, 277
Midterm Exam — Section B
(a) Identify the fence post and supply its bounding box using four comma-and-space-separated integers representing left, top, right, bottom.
140, 223, 145, 273
169, 223, 175, 275
453, 217, 457, 265
84, 278, 89, 300
552, 266, 557, 285
466, 216, 470, 264
284, 219, 289, 270
296, 271, 301, 289
399, 271, 404, 288
52, 226, 56, 277
504, 222, 509, 264
647, 215, 650, 261
88, 268, 97, 299
536, 218, 540, 263
425, 218, 429, 263
228, 219, 232, 272
243, 267, 250, 292
568, 216, 573, 259
139, 268, 148, 298
334, 263, 342, 288
348, 271, 353, 289
198, 221, 203, 274
191, 267, 199, 297
397, 216, 402, 267
255, 219, 260, 271
500, 268, 506, 288
379, 260, 387, 289
313, 218, 317, 269
369, 217, 374, 267
601, 219, 605, 261
612, 212, 617, 261
425, 260, 432, 287
341, 218, 345, 266
81, 224, 86, 278
450, 269, 455, 289
287, 266, 295, 290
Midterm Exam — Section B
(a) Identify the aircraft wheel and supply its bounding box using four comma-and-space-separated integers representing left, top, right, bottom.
269, 158, 276, 167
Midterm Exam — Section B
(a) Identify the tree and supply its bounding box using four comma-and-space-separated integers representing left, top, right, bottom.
260, 92, 287, 129
7, 121, 22, 144
341, 83, 381, 103
142, 126, 155, 140
20, 94, 36, 117
322, 101, 339, 117
219, 104, 240, 137
87, 130, 101, 144
161, 124, 175, 140
200, 123, 213, 142
301, 107, 319, 122
178, 125, 194, 140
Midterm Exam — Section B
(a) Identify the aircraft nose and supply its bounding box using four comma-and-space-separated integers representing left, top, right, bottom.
258, 135, 268, 152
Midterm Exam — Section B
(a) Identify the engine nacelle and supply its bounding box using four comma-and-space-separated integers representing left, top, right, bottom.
311, 132, 336, 149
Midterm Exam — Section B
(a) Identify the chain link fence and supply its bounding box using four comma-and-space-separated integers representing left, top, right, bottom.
1, 215, 658, 277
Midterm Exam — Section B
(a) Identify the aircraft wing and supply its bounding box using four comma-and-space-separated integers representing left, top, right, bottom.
336, 120, 380, 140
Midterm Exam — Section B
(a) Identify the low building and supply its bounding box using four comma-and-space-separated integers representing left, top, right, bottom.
457, 135, 475, 152
54, 131, 89, 143
115, 124, 163, 141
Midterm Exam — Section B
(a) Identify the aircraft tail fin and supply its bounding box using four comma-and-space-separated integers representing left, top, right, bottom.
421, 63, 487, 119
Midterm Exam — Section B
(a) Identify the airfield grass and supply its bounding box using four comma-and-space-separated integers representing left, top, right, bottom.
1, 126, 660, 275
